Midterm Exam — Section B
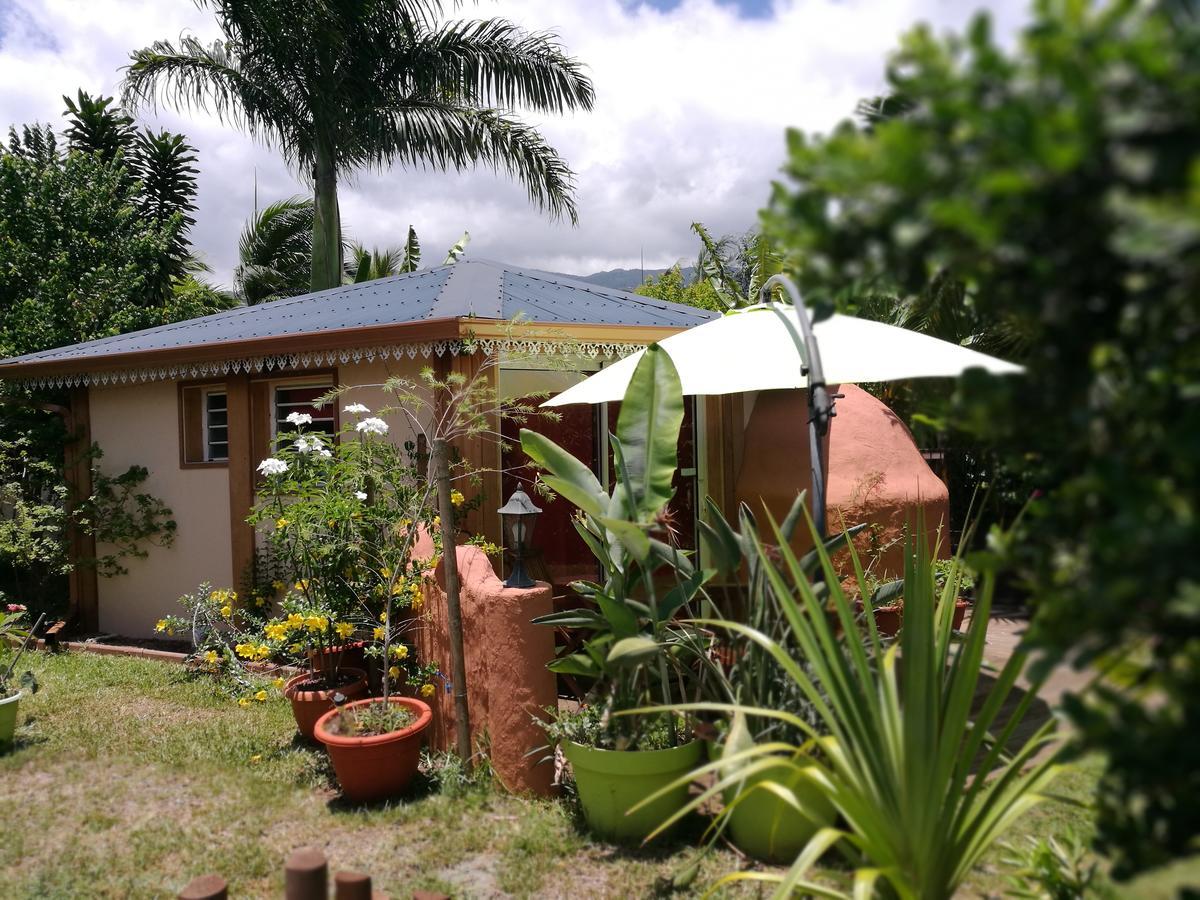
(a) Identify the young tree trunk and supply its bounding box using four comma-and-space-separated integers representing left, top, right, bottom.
310, 143, 342, 292
432, 438, 472, 770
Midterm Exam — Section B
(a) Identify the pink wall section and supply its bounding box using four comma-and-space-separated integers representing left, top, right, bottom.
735, 385, 949, 574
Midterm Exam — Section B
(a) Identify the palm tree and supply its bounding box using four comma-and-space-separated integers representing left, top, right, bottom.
123, 0, 595, 292
345, 227, 470, 282
234, 196, 315, 305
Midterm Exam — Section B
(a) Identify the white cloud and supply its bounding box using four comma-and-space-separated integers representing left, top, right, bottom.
0, 0, 1028, 286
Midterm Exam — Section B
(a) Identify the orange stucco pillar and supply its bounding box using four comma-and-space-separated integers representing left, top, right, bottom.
415, 543, 558, 796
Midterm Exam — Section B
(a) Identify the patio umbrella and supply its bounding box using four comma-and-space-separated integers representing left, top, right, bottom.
543, 276, 1023, 536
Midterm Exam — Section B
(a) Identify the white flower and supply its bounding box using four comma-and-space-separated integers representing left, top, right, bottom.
285, 412, 313, 426
355, 417, 389, 436
256, 458, 289, 476
294, 437, 310, 453
318, 448, 332, 458
343, 403, 370, 415
354, 490, 368, 501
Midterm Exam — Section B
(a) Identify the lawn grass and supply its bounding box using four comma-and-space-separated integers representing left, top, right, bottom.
0, 649, 1163, 899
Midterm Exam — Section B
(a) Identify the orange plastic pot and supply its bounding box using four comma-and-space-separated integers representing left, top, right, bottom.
314, 696, 432, 803
284, 667, 368, 740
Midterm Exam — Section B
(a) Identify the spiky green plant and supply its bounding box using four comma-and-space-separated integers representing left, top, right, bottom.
636, 513, 1065, 899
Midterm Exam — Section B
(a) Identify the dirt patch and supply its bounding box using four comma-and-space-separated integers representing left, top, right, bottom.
438, 851, 506, 898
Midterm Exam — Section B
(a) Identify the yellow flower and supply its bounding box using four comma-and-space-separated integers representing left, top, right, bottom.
272, 676, 285, 689
235, 643, 254, 659
276, 517, 289, 529
305, 615, 328, 633
219, 605, 232, 618
390, 644, 409, 660
379, 610, 389, 622
373, 626, 386, 641
420, 683, 436, 698
255, 644, 271, 661
238, 697, 251, 708
450, 490, 465, 507
167, 627, 176, 636
381, 566, 392, 579
433, 515, 441, 528
249, 754, 262, 763
412, 594, 424, 610
154, 619, 167, 633
391, 582, 406, 597
271, 580, 285, 591
203, 650, 219, 665
286, 613, 305, 630
334, 621, 354, 639
388, 665, 401, 680
294, 579, 308, 592
265, 623, 288, 642
254, 690, 268, 702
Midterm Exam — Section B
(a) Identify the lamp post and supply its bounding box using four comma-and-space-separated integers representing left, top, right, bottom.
498, 487, 542, 589
759, 274, 836, 539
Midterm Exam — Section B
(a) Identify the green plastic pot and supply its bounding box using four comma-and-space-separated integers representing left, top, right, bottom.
0, 691, 21, 748
564, 739, 702, 843
710, 741, 836, 863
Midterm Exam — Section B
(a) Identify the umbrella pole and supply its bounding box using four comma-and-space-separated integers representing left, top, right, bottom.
760, 275, 835, 539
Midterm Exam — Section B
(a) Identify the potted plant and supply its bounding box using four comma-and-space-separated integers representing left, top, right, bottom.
0, 603, 41, 749
247, 405, 435, 738
934, 557, 976, 631
690, 496, 849, 862
314, 694, 432, 802
522, 347, 714, 843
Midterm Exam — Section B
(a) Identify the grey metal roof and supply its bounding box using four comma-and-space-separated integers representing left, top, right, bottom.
0, 259, 715, 369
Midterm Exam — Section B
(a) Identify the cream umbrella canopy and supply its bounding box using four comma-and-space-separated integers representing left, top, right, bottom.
543, 276, 1023, 536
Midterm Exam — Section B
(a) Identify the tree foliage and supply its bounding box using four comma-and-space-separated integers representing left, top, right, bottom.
125, 0, 595, 291
234, 196, 315, 305
763, 0, 1200, 877
634, 265, 722, 312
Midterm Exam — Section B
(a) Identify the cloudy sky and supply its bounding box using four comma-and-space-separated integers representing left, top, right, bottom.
0, 0, 1026, 287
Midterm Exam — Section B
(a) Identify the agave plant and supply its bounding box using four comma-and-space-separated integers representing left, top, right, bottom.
636, 512, 1065, 899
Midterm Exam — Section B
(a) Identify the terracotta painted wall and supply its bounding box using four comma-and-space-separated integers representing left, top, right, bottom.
413, 539, 558, 796
735, 385, 949, 575
90, 381, 231, 637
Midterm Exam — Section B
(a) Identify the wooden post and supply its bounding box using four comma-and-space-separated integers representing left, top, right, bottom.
178, 874, 228, 900
432, 437, 472, 770
65, 387, 99, 631
333, 871, 372, 900
225, 374, 255, 590
285, 847, 328, 900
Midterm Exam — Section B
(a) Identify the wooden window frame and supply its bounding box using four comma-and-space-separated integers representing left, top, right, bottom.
178, 379, 231, 469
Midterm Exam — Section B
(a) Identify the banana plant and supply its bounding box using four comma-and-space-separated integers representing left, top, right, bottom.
521, 345, 715, 748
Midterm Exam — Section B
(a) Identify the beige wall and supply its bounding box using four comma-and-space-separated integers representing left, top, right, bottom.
336, 356, 431, 451
88, 357, 437, 638
91, 381, 231, 637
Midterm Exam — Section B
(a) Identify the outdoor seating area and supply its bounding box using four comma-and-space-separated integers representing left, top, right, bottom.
2, 1, 1198, 898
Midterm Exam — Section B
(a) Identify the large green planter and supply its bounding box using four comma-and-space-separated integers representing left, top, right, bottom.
564, 740, 702, 842
0, 691, 21, 748
712, 743, 836, 863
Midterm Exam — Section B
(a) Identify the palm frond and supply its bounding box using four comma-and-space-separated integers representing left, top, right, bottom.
372, 102, 579, 223
393, 18, 595, 114
123, 36, 309, 166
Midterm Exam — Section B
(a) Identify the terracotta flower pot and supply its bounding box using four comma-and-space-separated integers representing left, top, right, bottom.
314, 696, 432, 802
284, 667, 368, 740
308, 641, 367, 675
952, 598, 971, 631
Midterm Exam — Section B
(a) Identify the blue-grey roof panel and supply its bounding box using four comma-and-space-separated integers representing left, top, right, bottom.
0, 259, 715, 368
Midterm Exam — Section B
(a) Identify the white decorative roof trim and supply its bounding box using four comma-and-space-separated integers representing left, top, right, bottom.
14, 337, 646, 390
